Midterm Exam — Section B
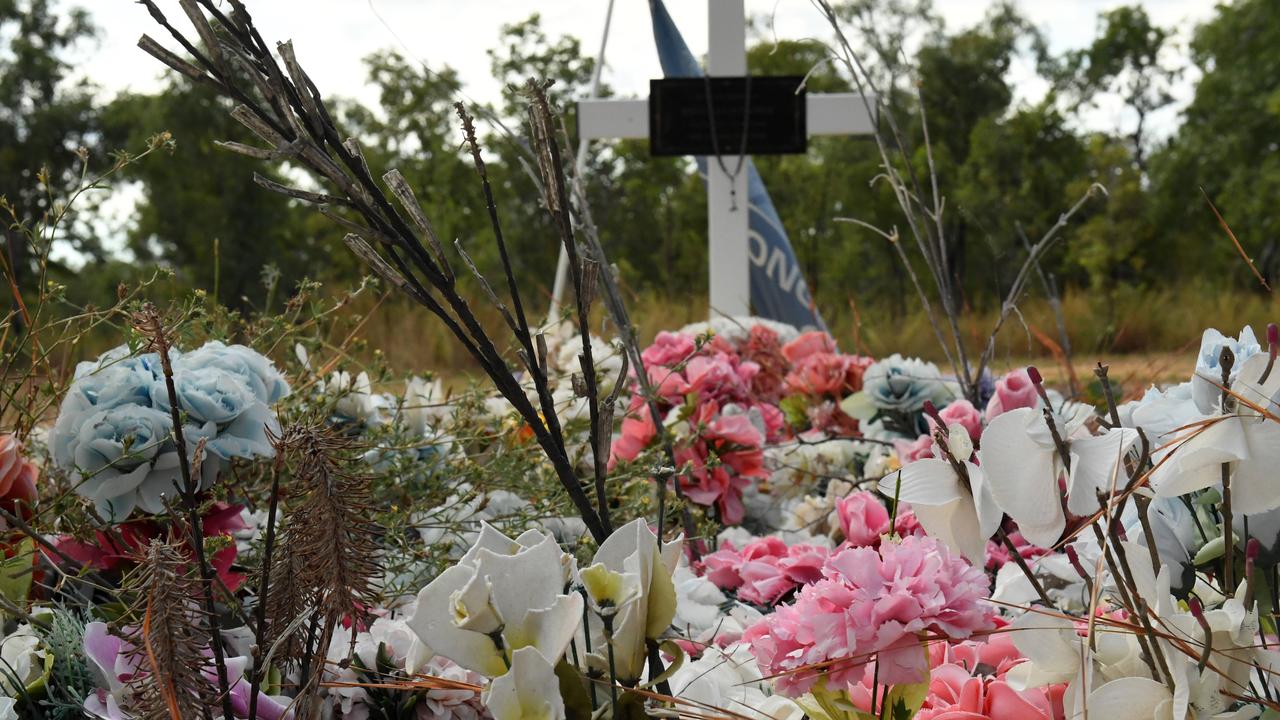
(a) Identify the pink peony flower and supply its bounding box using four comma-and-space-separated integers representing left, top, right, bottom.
932, 399, 984, 443
836, 491, 891, 547
984, 369, 1040, 421
782, 331, 837, 363
743, 535, 994, 695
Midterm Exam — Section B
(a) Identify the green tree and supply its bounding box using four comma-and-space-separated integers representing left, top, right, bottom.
1149, 0, 1280, 287
0, 0, 100, 307
104, 80, 315, 312
1056, 5, 1179, 171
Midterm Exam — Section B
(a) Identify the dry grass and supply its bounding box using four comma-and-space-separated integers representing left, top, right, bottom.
354, 282, 1274, 395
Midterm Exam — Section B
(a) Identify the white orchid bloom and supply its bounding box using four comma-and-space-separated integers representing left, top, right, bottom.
1084, 665, 1262, 720
1151, 353, 1280, 512
1191, 326, 1262, 415
409, 525, 583, 678
482, 646, 566, 720
585, 518, 682, 683
324, 370, 385, 424
978, 407, 1138, 548
402, 376, 451, 434
878, 428, 1000, 565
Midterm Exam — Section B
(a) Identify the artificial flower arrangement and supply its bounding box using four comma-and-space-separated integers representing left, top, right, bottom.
2, 4, 1276, 719
0, 316, 1273, 720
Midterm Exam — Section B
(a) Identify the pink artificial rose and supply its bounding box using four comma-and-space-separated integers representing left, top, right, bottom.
916, 664, 1059, 720
894, 434, 936, 464
702, 544, 747, 590
893, 504, 926, 539
985, 369, 1040, 421
610, 412, 656, 468
642, 331, 697, 367
836, 491, 891, 547
0, 434, 38, 518
781, 331, 837, 363
778, 544, 828, 585
784, 352, 867, 397
737, 560, 794, 605
932, 399, 983, 442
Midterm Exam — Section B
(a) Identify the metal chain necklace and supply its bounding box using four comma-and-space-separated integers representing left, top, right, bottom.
702, 73, 752, 211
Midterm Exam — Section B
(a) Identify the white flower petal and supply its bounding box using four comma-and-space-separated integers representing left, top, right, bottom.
1066, 428, 1139, 516
1085, 676, 1169, 719
979, 408, 1065, 547
482, 646, 566, 720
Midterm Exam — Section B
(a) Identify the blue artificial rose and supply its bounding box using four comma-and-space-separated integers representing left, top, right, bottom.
175, 341, 290, 405
860, 354, 951, 413
53, 342, 284, 519
202, 401, 278, 460
151, 366, 258, 426
68, 404, 172, 478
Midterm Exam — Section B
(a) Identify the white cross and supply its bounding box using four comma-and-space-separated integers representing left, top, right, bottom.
576, 0, 876, 319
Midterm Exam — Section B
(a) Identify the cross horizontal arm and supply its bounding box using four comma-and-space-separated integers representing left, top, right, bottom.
807, 93, 878, 136
576, 93, 878, 142
577, 99, 649, 140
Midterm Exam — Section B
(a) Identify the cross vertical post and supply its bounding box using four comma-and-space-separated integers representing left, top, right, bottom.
706, 0, 750, 318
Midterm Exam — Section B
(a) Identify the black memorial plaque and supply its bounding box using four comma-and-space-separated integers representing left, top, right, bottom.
649, 76, 807, 157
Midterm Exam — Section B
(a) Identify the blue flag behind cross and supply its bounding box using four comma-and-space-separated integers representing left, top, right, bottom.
649, 0, 827, 331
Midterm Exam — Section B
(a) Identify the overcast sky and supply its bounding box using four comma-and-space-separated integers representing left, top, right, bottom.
71, 0, 1216, 137
55, 0, 1217, 264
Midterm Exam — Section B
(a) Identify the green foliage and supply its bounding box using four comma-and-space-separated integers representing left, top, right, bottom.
0, 0, 101, 296
21, 0, 1280, 361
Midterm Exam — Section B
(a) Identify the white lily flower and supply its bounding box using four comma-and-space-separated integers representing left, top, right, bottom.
878, 448, 1000, 565
482, 646, 566, 720
409, 525, 583, 678
978, 407, 1138, 548
585, 518, 682, 683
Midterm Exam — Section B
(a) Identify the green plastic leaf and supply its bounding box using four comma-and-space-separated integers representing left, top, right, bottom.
1194, 535, 1225, 565
0, 537, 35, 615
555, 660, 593, 720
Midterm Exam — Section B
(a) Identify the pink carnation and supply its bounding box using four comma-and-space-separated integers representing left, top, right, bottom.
743, 535, 994, 695
700, 537, 830, 606
985, 369, 1040, 421
782, 331, 837, 363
